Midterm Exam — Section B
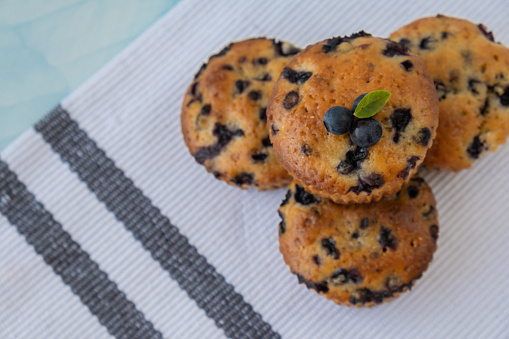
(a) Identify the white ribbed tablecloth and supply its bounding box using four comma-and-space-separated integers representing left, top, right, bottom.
1, 0, 508, 338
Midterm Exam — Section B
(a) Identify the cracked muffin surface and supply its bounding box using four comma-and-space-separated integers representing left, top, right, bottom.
267, 34, 439, 204
391, 15, 509, 171
278, 176, 439, 307
181, 38, 300, 189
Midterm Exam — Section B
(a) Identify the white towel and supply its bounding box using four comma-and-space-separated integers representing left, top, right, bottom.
1, 0, 509, 338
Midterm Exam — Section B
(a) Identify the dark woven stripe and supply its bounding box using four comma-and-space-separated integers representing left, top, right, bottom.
35, 106, 280, 339
0, 160, 163, 339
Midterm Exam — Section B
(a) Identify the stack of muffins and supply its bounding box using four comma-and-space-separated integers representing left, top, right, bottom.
181, 15, 509, 307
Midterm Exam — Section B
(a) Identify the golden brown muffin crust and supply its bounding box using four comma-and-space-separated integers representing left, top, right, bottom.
181, 38, 300, 189
279, 176, 439, 306
268, 34, 438, 203
390, 15, 509, 171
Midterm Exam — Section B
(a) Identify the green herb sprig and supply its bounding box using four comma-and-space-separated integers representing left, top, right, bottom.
353, 90, 391, 119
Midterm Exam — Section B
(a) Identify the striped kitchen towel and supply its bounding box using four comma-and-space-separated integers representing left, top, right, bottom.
1, 0, 509, 338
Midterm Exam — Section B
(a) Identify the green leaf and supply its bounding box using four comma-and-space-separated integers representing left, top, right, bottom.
353, 90, 391, 119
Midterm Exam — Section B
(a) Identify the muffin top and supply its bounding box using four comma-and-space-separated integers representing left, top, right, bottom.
391, 15, 509, 171
279, 176, 439, 307
267, 33, 439, 204
181, 38, 300, 190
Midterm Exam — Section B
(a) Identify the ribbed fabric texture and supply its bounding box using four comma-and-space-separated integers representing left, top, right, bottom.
1, 0, 509, 338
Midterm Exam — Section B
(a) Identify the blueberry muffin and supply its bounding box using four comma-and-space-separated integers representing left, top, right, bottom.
267, 33, 439, 204
181, 38, 301, 189
390, 15, 509, 171
278, 176, 439, 307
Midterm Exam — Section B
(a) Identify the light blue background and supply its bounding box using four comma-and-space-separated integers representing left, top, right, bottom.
0, 0, 180, 151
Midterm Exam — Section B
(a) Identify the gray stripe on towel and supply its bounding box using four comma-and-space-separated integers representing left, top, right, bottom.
35, 105, 280, 339
0, 159, 163, 339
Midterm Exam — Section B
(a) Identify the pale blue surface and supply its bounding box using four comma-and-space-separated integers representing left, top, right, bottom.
0, 0, 180, 151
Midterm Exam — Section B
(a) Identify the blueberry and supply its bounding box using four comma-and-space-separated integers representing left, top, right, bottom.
190, 82, 201, 98
211, 44, 232, 59
195, 104, 212, 126
301, 143, 312, 155
331, 268, 364, 285
271, 124, 279, 136
347, 173, 384, 194
248, 90, 262, 101
282, 68, 312, 84
322, 31, 371, 53
478, 24, 495, 42
407, 185, 419, 198
417, 128, 431, 146
294, 185, 320, 205
322, 36, 346, 53
419, 37, 434, 50
283, 91, 299, 109
498, 85, 509, 106
321, 238, 340, 259
330, 269, 349, 285
337, 160, 356, 175
200, 104, 211, 115
278, 210, 286, 235
351, 93, 367, 112
278, 221, 285, 235
391, 108, 412, 131
480, 98, 489, 116
382, 42, 409, 57
337, 146, 369, 175
467, 136, 485, 159
400, 60, 414, 72
323, 106, 353, 135
251, 153, 268, 163
398, 38, 410, 48
259, 107, 267, 122
280, 190, 291, 206
379, 226, 397, 251
350, 118, 382, 147
255, 73, 272, 82
360, 218, 369, 229
257, 57, 268, 65
296, 274, 329, 293
186, 81, 202, 106
231, 172, 254, 186
235, 80, 250, 94
272, 40, 301, 57
390, 108, 412, 143
194, 63, 207, 80
468, 79, 481, 95
397, 156, 420, 179
434, 80, 447, 100
193, 123, 244, 164
350, 288, 389, 305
